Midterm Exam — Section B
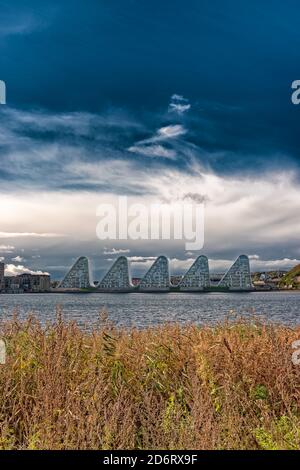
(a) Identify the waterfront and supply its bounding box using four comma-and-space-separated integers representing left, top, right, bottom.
0, 291, 299, 328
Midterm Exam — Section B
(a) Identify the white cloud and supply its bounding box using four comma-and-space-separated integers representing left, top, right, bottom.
169, 103, 191, 114
171, 94, 189, 102
158, 125, 187, 138
1, 165, 300, 271
128, 124, 186, 159
5, 264, 49, 276
128, 144, 176, 159
11, 255, 24, 262
0, 103, 300, 271
0, 244, 15, 253
4, 107, 142, 136
249, 257, 300, 271
128, 256, 157, 263
168, 94, 191, 114
103, 248, 130, 255
0, 106, 145, 194
0, 232, 64, 238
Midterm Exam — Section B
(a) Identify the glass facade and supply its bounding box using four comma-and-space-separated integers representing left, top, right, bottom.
179, 255, 210, 290
139, 256, 170, 291
98, 256, 131, 290
218, 255, 252, 290
58, 254, 252, 292
59, 256, 91, 289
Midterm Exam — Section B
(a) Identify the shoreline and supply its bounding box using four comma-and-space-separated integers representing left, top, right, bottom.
1, 288, 300, 295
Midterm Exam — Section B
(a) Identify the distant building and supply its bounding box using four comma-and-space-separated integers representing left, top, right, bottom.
4, 273, 50, 293
50, 280, 60, 289
139, 256, 170, 291
218, 255, 252, 291
179, 255, 210, 291
98, 256, 131, 291
267, 277, 282, 288
18, 273, 50, 292
59, 256, 92, 289
170, 275, 183, 286
131, 277, 141, 286
4, 276, 22, 293
53, 253, 254, 293
252, 280, 271, 290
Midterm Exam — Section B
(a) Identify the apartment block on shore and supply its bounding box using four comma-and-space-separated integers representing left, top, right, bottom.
0, 262, 50, 293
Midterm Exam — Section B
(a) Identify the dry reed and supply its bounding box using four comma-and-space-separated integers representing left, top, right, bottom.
0, 310, 300, 450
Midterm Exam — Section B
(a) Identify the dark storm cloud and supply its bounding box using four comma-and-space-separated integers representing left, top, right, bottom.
0, 99, 298, 196
0, 0, 300, 171
1, 0, 300, 277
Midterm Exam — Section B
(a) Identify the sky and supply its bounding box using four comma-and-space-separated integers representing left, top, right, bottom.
0, 0, 300, 280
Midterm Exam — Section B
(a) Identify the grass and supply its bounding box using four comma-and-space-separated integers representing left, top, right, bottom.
0, 310, 300, 450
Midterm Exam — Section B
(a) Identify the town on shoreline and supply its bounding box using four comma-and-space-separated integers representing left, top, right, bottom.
1, 255, 299, 294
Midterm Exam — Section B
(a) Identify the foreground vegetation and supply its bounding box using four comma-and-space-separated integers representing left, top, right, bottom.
0, 312, 300, 450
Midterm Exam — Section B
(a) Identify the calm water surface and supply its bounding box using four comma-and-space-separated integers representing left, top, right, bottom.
0, 291, 299, 329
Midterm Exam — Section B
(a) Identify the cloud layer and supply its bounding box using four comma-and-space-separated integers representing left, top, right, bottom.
0, 94, 300, 278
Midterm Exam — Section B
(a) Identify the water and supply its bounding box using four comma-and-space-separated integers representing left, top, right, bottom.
0, 291, 299, 329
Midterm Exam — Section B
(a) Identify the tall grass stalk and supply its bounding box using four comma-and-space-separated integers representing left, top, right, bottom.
0, 311, 299, 449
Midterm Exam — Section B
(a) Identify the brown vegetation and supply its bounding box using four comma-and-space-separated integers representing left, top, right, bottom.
0, 311, 300, 450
